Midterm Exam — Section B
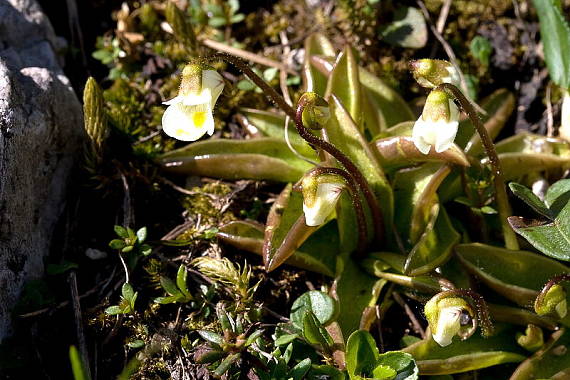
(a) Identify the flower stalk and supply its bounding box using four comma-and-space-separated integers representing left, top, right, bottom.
436, 83, 519, 251
205, 54, 384, 244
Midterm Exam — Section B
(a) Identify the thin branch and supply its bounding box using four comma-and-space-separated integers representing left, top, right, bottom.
202, 38, 297, 75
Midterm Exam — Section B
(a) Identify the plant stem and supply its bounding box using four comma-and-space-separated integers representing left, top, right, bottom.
437, 83, 519, 250
210, 53, 384, 244
210, 53, 297, 120
307, 166, 368, 255
119, 253, 130, 284
296, 97, 384, 244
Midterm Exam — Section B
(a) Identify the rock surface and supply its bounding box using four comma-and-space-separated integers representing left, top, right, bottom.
0, 0, 83, 340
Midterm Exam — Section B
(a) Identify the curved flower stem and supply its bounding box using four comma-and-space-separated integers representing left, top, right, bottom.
209, 52, 384, 245
439, 289, 494, 337
535, 274, 570, 311
209, 53, 297, 119
305, 166, 368, 255
296, 97, 384, 245
437, 83, 519, 251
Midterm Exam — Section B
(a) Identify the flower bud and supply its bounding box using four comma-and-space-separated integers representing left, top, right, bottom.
409, 59, 461, 89
424, 295, 476, 347
299, 170, 346, 227
162, 64, 224, 141
535, 284, 567, 319
516, 324, 544, 352
412, 89, 460, 154
299, 92, 331, 130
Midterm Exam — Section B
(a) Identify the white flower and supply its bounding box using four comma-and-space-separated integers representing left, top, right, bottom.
162, 66, 224, 141
303, 182, 344, 227
432, 306, 463, 347
412, 89, 460, 154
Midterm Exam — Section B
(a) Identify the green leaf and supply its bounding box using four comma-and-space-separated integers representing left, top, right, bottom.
176, 265, 191, 298
380, 7, 427, 48
140, 244, 152, 256
290, 290, 338, 329
373, 137, 469, 171
494, 153, 570, 182
403, 324, 527, 375
230, 13, 244, 23
376, 351, 418, 380
114, 225, 128, 238
274, 333, 299, 346
159, 138, 315, 183
208, 16, 227, 27
456, 243, 569, 306
372, 365, 397, 379
105, 305, 123, 315
335, 259, 383, 335
217, 220, 337, 276
239, 108, 312, 155
346, 330, 380, 378
69, 346, 91, 380
532, 0, 570, 88
509, 182, 553, 218
325, 47, 362, 129
198, 330, 224, 346
121, 245, 133, 253
404, 206, 460, 276
289, 358, 312, 380
544, 178, 570, 214
121, 283, 135, 302
160, 276, 182, 297
109, 239, 126, 250
325, 95, 394, 249
508, 178, 570, 261
303, 33, 336, 96
470, 36, 492, 67
153, 296, 179, 304
213, 353, 241, 377
311, 56, 414, 132
136, 227, 147, 243
263, 184, 339, 274
302, 311, 334, 349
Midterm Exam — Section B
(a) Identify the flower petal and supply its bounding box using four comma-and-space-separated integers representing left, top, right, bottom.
432, 307, 462, 347
434, 119, 459, 153
202, 69, 225, 106
162, 103, 214, 142
303, 183, 344, 226
163, 95, 184, 105
412, 117, 433, 154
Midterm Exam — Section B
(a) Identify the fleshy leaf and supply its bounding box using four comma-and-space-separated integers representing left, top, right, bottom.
325, 95, 394, 245
159, 138, 315, 183
263, 185, 340, 274
311, 56, 414, 132
456, 243, 569, 306
403, 324, 526, 375
532, 0, 570, 88
373, 137, 469, 171
238, 108, 313, 155
303, 33, 336, 96
490, 153, 570, 182
325, 47, 362, 130
216, 220, 337, 276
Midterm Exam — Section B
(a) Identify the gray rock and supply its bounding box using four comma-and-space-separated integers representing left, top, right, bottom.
0, 0, 83, 340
